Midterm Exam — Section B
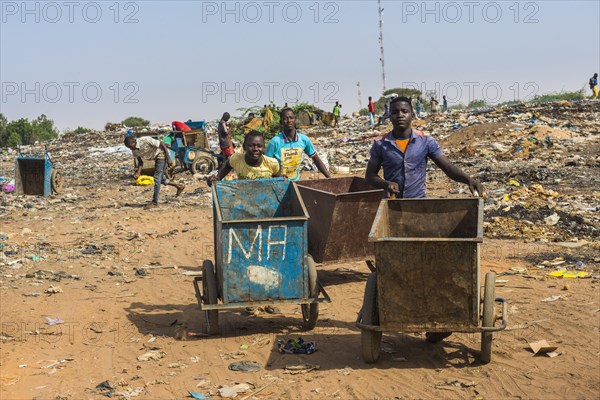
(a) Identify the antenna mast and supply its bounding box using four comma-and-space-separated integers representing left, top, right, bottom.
378, 0, 386, 94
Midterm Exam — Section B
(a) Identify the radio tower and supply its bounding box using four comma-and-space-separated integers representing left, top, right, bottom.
378, 0, 386, 94
357, 81, 363, 109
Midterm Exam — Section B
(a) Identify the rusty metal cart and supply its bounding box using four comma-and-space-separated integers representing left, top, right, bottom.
356, 198, 507, 364
296, 177, 383, 264
194, 179, 330, 335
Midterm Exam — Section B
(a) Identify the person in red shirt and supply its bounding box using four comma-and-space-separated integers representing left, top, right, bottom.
368, 96, 375, 127
172, 121, 191, 132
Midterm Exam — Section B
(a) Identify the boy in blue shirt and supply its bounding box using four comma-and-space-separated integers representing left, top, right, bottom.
265, 108, 331, 181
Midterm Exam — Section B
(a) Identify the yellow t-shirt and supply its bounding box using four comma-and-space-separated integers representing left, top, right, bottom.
229, 152, 280, 179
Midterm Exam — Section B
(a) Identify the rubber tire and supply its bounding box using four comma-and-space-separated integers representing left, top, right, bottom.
192, 156, 217, 175
481, 271, 496, 364
301, 255, 319, 330
51, 170, 63, 194
361, 271, 382, 363
202, 260, 219, 335
165, 166, 175, 180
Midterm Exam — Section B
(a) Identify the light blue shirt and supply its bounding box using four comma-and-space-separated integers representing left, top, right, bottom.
265, 131, 316, 181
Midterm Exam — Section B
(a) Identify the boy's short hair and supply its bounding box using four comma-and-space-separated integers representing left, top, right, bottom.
124, 136, 136, 147
390, 96, 414, 113
279, 107, 293, 119
243, 130, 265, 147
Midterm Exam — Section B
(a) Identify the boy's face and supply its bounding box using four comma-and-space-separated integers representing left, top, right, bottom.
281, 110, 296, 130
244, 136, 265, 161
126, 139, 137, 150
390, 101, 413, 130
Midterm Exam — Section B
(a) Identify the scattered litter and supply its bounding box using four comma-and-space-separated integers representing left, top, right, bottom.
220, 350, 247, 360
42, 358, 74, 369
544, 213, 560, 226
283, 363, 320, 375
218, 383, 252, 398
189, 391, 210, 400
541, 295, 562, 302
137, 350, 166, 361
436, 379, 476, 389
228, 360, 262, 373
95, 380, 115, 397
336, 367, 353, 376
239, 343, 249, 350
44, 285, 63, 294
548, 270, 587, 278
277, 337, 317, 355
90, 325, 115, 333
45, 317, 64, 325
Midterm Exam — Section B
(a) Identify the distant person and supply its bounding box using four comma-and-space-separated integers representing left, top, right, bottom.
415, 98, 423, 118
365, 96, 482, 199
590, 73, 599, 98
265, 108, 331, 181
218, 112, 234, 160
378, 103, 390, 125
333, 101, 342, 127
262, 105, 274, 129
442, 95, 448, 113
208, 131, 280, 185
124, 135, 185, 208
430, 97, 439, 114
368, 96, 375, 126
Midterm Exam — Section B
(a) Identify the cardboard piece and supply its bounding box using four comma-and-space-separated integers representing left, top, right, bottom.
528, 340, 558, 356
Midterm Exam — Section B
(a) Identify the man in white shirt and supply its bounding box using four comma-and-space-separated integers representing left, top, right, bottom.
124, 135, 185, 208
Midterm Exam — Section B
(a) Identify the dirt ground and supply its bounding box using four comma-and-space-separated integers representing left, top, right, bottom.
1, 170, 599, 400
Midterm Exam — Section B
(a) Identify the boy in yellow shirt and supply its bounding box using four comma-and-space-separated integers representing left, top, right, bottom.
208, 130, 281, 185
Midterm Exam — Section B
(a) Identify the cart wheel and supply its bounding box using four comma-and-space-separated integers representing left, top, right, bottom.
202, 260, 219, 335
192, 156, 217, 175
165, 165, 175, 180
51, 170, 63, 194
301, 255, 319, 330
481, 271, 496, 364
361, 271, 381, 363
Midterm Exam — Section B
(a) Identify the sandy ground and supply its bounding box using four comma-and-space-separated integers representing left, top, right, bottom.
1, 172, 599, 400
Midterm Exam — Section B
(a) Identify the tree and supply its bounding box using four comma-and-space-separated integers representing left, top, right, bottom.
122, 116, 149, 127
5, 118, 32, 146
7, 132, 21, 147
0, 113, 7, 147
31, 114, 58, 142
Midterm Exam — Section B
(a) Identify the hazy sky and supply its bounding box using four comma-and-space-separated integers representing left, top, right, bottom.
1, 0, 598, 131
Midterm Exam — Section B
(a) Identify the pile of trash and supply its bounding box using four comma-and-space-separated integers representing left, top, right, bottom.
1, 100, 598, 244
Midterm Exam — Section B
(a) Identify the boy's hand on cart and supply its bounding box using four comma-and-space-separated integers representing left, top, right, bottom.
206, 175, 218, 187
386, 182, 400, 198
468, 178, 483, 198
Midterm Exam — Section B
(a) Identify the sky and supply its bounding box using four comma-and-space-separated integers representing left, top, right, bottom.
1, 0, 599, 131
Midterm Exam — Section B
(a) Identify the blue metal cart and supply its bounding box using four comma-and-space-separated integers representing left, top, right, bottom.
15, 146, 62, 196
193, 179, 330, 335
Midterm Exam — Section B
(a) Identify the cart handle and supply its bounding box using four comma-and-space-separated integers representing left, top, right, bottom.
480, 297, 508, 332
